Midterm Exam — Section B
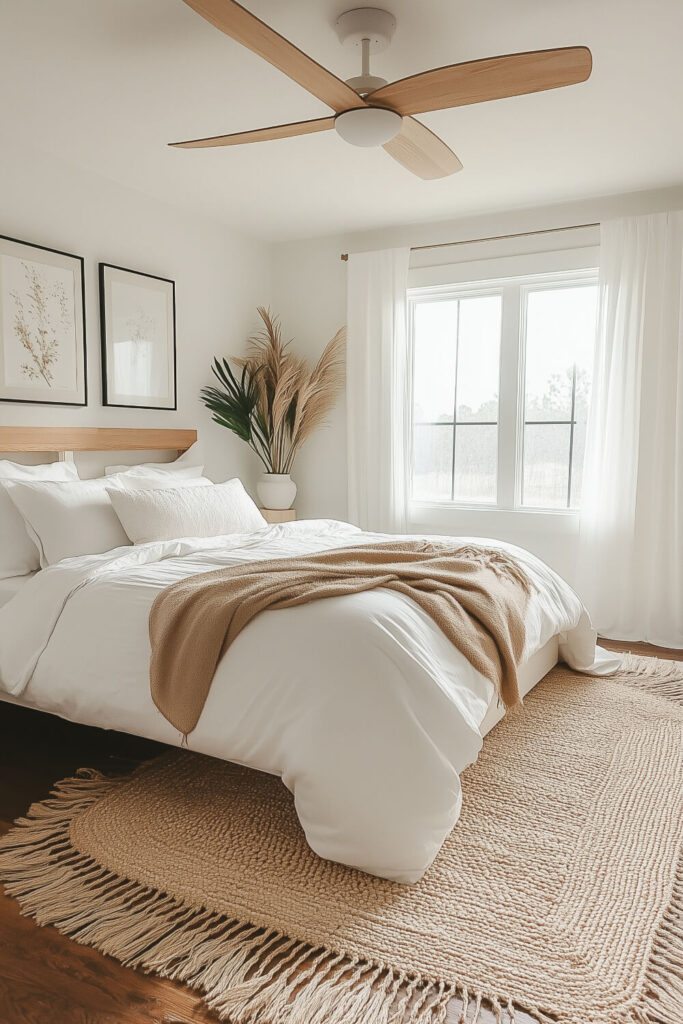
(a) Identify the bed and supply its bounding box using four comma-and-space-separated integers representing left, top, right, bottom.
0, 427, 619, 883
0, 573, 36, 609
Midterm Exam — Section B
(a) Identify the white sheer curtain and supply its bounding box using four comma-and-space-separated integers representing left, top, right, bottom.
577, 212, 683, 647
346, 248, 411, 533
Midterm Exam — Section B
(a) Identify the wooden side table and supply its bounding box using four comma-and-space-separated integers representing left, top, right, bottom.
259, 508, 296, 524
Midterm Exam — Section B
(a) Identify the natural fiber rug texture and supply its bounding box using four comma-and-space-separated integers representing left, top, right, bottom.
1, 655, 682, 1024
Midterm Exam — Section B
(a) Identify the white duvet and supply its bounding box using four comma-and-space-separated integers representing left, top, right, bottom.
0, 520, 619, 882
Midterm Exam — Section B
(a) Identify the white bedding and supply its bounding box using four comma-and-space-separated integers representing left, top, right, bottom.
0, 520, 619, 882
0, 573, 36, 609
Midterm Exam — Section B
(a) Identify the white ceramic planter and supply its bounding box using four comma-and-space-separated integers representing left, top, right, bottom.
256, 472, 297, 510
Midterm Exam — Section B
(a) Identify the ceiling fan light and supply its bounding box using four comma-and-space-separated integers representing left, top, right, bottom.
334, 106, 403, 147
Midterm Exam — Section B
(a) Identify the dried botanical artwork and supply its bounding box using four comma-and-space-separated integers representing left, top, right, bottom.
113, 304, 158, 397
127, 308, 156, 346
10, 260, 70, 387
1, 252, 81, 396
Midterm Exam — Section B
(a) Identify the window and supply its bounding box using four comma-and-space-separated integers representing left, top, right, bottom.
412, 293, 502, 504
521, 284, 597, 509
410, 270, 598, 511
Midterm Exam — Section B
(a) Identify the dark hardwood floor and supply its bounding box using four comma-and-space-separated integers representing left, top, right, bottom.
598, 637, 683, 659
0, 706, 219, 1024
0, 640, 678, 1024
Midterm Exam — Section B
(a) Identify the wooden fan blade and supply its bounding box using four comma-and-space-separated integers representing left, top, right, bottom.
369, 46, 592, 116
182, 0, 365, 113
170, 116, 335, 149
383, 117, 462, 179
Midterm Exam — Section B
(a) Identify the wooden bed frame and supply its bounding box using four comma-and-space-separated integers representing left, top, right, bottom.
0, 426, 197, 460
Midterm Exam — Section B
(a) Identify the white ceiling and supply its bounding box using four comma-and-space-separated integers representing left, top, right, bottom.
1, 0, 682, 242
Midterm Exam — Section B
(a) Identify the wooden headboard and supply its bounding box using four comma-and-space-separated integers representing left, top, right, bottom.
0, 426, 197, 455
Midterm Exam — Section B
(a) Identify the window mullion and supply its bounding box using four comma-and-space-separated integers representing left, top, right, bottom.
567, 362, 577, 507
450, 301, 460, 501
496, 284, 521, 508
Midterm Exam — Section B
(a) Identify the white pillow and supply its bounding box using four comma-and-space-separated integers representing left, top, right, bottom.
105, 462, 205, 479
108, 478, 266, 544
5, 474, 213, 567
105, 442, 204, 476
0, 460, 79, 579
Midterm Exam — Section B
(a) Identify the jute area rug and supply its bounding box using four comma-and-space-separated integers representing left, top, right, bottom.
1, 655, 682, 1024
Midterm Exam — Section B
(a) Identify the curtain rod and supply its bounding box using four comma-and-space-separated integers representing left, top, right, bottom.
339, 222, 599, 261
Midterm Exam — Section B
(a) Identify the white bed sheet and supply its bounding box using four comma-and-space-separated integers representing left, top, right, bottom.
0, 520, 619, 882
0, 573, 36, 609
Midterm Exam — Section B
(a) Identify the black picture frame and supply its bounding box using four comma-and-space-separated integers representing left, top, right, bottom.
99, 262, 177, 411
0, 233, 87, 407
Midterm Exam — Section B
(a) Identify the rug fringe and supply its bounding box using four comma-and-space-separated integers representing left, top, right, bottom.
593, 654, 683, 1023
622, 656, 683, 1024
639, 859, 683, 1024
1, 755, 681, 1024
604, 653, 683, 706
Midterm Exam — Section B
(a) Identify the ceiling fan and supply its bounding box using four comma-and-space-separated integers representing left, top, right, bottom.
171, 1, 592, 180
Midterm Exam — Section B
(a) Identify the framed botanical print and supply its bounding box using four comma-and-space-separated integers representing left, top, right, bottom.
0, 234, 87, 406
99, 263, 176, 410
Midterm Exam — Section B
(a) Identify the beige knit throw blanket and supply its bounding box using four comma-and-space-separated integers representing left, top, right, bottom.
149, 541, 531, 737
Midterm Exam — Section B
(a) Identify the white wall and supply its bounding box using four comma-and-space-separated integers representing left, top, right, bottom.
271, 184, 683, 582
269, 238, 349, 520
0, 143, 271, 487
